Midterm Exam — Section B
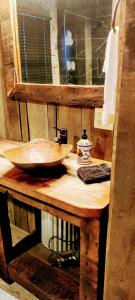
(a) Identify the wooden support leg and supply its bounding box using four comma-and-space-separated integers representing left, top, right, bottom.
0, 191, 12, 282
12, 208, 41, 258
80, 218, 100, 300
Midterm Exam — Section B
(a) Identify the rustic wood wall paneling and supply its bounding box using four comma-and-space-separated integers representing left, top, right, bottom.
57, 105, 113, 160
57, 106, 82, 152
8, 195, 15, 225
27, 104, 48, 140
0, 0, 21, 141
27, 208, 36, 233
92, 128, 113, 161
82, 107, 113, 161
0, 1, 22, 229
0, 0, 39, 231
82, 108, 94, 142
0, 32, 6, 138
13, 199, 22, 229
20, 205, 29, 232
47, 105, 57, 141
10, 0, 29, 142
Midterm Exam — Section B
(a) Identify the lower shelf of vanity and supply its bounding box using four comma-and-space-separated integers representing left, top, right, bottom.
8, 241, 79, 300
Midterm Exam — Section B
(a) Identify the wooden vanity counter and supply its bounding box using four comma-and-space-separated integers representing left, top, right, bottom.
0, 138, 110, 300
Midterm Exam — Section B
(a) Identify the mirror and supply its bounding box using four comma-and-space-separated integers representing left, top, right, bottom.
16, 0, 112, 86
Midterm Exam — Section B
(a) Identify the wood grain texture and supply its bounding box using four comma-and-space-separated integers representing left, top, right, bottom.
27, 208, 36, 233
7, 190, 81, 228
80, 218, 100, 300
104, 0, 135, 299
29, 243, 80, 283
81, 108, 93, 142
57, 106, 82, 152
0, 32, 6, 138
8, 195, 15, 225
91, 128, 113, 161
9, 83, 104, 107
47, 105, 57, 141
27, 103, 48, 140
0, 0, 21, 141
8, 249, 79, 300
10, 0, 29, 143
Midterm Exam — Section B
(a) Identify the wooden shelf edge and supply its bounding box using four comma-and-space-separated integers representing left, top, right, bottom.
8, 243, 79, 300
9, 83, 104, 107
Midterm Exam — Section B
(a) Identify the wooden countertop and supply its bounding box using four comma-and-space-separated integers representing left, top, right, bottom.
0, 138, 110, 218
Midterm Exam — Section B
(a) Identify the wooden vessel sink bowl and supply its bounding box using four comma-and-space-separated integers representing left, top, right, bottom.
4, 139, 72, 169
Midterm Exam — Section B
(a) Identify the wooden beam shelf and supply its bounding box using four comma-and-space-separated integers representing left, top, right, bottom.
9, 83, 104, 107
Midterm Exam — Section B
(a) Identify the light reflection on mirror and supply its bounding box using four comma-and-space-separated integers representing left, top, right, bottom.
17, 0, 112, 85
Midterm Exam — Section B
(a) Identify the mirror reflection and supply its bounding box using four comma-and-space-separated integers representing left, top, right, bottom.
17, 0, 112, 85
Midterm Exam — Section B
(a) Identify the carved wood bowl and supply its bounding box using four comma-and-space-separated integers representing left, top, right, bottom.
4, 139, 72, 169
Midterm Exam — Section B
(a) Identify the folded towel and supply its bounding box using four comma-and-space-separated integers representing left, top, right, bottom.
77, 163, 111, 184
102, 26, 119, 126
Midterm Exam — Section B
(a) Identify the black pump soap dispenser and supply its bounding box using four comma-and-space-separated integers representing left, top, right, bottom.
77, 129, 92, 164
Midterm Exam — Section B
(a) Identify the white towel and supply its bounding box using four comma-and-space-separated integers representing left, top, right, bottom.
102, 26, 119, 125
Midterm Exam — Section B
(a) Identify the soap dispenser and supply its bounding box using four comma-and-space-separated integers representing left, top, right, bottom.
77, 129, 92, 164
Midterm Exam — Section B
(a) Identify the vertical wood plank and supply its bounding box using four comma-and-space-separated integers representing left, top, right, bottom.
0, 0, 21, 141
27, 104, 48, 140
104, 0, 135, 299
80, 218, 100, 300
91, 128, 113, 161
57, 106, 82, 152
82, 108, 93, 141
8, 195, 15, 225
27, 208, 36, 233
20, 205, 28, 232
82, 107, 113, 161
13, 199, 21, 228
0, 32, 6, 138
47, 105, 57, 141
10, 0, 29, 142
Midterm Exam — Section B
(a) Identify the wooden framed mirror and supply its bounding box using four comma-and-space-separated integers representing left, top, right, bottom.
1, 0, 113, 107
